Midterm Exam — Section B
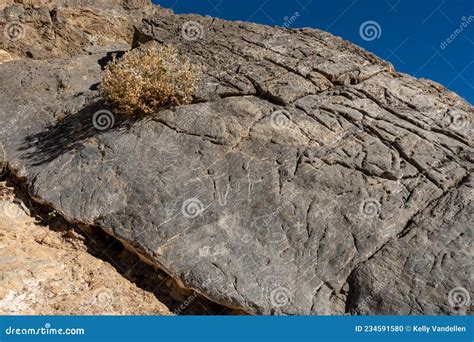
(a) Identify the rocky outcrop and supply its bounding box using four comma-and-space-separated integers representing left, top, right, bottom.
0, 3, 472, 315
0, 0, 165, 59
0, 178, 232, 315
0, 188, 171, 315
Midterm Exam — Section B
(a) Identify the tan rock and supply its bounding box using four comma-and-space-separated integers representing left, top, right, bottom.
0, 0, 163, 59
0, 49, 12, 63
0, 187, 171, 315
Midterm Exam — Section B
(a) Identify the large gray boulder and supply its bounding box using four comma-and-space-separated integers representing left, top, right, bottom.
0, 9, 472, 315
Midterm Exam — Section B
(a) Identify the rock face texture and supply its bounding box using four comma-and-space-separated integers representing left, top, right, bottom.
0, 178, 232, 315
0, 1, 472, 315
0, 186, 171, 315
0, 0, 163, 59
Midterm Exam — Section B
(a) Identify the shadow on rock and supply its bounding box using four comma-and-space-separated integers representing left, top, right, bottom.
19, 100, 134, 167
98, 50, 126, 70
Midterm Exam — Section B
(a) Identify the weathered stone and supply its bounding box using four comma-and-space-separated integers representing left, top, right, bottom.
0, 6, 472, 315
0, 188, 172, 315
0, 49, 12, 63
346, 179, 472, 315
0, 0, 163, 59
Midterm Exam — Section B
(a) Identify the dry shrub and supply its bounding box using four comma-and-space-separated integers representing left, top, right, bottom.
100, 43, 200, 114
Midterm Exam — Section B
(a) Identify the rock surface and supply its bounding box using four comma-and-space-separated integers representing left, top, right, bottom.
0, 0, 165, 59
0, 178, 230, 315
0, 182, 171, 315
0, 2, 472, 315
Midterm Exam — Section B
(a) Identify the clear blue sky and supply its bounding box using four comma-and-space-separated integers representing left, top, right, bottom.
154, 0, 473, 104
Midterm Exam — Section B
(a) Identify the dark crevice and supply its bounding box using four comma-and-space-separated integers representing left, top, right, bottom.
0, 166, 236, 316
356, 88, 470, 147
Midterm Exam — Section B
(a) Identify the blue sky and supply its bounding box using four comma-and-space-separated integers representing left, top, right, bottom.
154, 0, 473, 104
